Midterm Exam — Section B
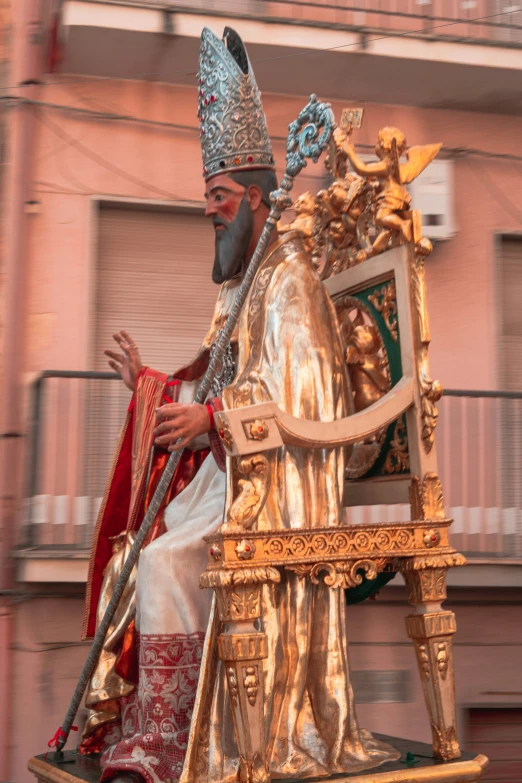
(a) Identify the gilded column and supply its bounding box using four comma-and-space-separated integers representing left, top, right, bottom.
201, 566, 280, 783
400, 560, 461, 761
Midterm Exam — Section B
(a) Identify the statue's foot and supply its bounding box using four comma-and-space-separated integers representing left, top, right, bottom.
105, 774, 145, 783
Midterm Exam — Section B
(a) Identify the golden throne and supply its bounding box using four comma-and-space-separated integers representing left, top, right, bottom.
27, 114, 489, 783
201, 116, 488, 783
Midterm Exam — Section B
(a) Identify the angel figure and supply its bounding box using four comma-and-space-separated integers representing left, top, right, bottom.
345, 322, 391, 411
341, 126, 442, 255
341, 311, 391, 478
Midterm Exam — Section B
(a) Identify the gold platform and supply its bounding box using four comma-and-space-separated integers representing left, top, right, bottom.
28, 736, 488, 783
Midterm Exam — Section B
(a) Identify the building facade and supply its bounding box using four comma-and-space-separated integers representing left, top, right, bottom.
1, 1, 522, 781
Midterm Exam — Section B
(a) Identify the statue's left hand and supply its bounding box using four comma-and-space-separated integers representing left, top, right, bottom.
153, 402, 211, 451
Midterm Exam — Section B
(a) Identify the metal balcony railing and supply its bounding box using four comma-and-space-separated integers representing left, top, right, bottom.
22, 371, 130, 550
151, 0, 522, 48
19, 372, 522, 559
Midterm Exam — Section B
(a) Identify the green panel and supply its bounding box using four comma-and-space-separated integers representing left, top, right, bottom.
343, 279, 405, 604
352, 279, 403, 385
348, 278, 409, 479
345, 571, 397, 604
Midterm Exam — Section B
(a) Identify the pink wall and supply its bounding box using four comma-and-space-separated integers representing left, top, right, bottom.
24, 79, 522, 390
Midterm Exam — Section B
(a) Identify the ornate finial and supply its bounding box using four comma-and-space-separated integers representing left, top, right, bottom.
197, 27, 275, 180
285, 94, 335, 178
340, 107, 364, 135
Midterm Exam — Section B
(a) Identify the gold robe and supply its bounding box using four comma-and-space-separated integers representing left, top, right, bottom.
182, 233, 399, 782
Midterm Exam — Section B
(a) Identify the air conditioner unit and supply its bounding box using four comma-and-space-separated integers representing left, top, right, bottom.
408, 158, 456, 242
323, 154, 456, 243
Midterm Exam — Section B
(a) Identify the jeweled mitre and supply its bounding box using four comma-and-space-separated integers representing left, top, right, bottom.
198, 27, 275, 180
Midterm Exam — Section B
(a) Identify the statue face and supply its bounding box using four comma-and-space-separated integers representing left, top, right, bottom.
294, 193, 313, 214
205, 174, 254, 284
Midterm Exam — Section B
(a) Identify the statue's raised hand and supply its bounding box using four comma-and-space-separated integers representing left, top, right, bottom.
105, 330, 143, 391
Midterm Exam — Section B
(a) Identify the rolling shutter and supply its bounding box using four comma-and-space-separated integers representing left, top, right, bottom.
497, 237, 522, 515
94, 205, 218, 372
498, 237, 522, 391
83, 204, 218, 507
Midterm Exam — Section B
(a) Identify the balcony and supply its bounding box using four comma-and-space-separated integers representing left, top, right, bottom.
58, 0, 522, 114
14, 372, 522, 586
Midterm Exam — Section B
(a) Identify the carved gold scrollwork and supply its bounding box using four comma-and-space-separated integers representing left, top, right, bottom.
286, 557, 388, 588
419, 348, 443, 452
383, 416, 410, 474
411, 254, 442, 453
368, 280, 398, 342
224, 454, 270, 531
411, 252, 431, 344
261, 525, 416, 561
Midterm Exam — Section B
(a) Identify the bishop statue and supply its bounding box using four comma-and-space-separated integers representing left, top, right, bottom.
79, 26, 399, 783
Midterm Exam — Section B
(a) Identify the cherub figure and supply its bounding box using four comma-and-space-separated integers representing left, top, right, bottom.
277, 191, 316, 253
315, 177, 366, 256
340, 126, 442, 255
345, 322, 390, 411
342, 313, 391, 478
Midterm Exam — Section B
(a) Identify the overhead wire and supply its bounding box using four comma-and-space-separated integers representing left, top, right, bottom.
29, 100, 522, 231
0, 5, 521, 94
466, 157, 522, 225
0, 3, 517, 209
31, 107, 187, 200
21, 96, 522, 210
4, 95, 522, 167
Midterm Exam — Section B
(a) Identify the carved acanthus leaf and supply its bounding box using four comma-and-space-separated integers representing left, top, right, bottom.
395, 553, 466, 572
224, 454, 271, 531
200, 566, 281, 590
384, 416, 409, 474
410, 473, 446, 521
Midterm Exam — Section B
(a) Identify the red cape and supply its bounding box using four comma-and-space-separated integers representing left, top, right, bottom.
82, 367, 209, 639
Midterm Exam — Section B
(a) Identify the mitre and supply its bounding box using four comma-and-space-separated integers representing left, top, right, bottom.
197, 27, 275, 180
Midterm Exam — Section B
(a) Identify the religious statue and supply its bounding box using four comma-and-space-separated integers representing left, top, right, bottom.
27, 27, 493, 783
78, 26, 400, 783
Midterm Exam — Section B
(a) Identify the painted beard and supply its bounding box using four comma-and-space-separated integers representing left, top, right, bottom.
212, 195, 254, 284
